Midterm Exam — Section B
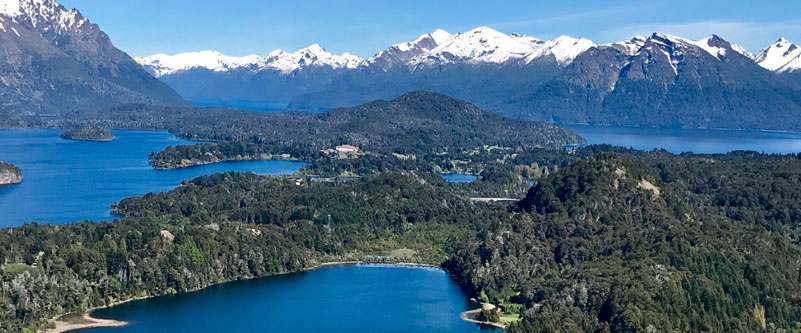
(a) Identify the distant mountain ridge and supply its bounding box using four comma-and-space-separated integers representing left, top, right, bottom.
0, 0, 187, 117
138, 27, 801, 77
137, 26, 599, 75
138, 27, 801, 131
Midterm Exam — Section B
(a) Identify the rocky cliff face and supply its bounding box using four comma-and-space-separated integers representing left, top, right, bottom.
0, 162, 22, 185
0, 0, 188, 117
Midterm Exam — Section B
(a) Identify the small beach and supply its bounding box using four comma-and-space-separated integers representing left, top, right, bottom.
49, 312, 127, 332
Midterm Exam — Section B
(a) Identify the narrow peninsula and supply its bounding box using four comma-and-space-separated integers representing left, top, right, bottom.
0, 162, 22, 185
149, 142, 294, 169
60, 126, 115, 142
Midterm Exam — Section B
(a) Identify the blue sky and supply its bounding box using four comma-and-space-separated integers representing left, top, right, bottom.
60, 0, 801, 57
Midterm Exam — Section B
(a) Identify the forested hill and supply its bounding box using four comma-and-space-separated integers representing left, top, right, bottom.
314, 91, 583, 151
5, 150, 801, 330
170, 91, 583, 153
11, 91, 584, 154
449, 153, 801, 332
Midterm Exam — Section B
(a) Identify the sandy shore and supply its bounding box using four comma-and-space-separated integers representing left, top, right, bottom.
460, 303, 506, 329
49, 312, 127, 333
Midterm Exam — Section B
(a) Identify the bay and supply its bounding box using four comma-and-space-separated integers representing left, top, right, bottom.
0, 129, 304, 227
84, 265, 495, 333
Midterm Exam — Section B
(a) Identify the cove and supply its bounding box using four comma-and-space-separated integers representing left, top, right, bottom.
566, 125, 801, 154
0, 129, 305, 227
82, 265, 497, 332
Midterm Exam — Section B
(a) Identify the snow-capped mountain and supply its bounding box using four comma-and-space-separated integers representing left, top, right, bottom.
142, 26, 776, 78
136, 26, 801, 131
261, 44, 363, 74
608, 36, 647, 55
523, 35, 596, 64
137, 44, 363, 77
407, 26, 540, 67
367, 29, 452, 70
753, 38, 801, 73
730, 43, 753, 59
0, 0, 186, 115
137, 51, 264, 77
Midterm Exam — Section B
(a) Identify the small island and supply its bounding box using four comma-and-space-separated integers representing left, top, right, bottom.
0, 161, 22, 185
60, 126, 115, 142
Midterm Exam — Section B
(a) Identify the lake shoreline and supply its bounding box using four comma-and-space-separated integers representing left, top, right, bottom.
47, 261, 443, 332
50, 312, 128, 333
460, 309, 506, 329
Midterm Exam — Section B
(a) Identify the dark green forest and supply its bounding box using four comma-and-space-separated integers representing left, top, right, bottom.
4, 91, 584, 154
3, 150, 801, 332
59, 126, 114, 142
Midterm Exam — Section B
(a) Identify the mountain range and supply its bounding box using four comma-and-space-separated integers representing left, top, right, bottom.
0, 0, 186, 117
1, 0, 800, 131
138, 27, 801, 130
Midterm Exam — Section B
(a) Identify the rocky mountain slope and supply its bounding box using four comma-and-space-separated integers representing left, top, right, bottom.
139, 27, 801, 130
0, 0, 187, 117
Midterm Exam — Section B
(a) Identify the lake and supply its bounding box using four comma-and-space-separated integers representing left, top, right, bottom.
84, 265, 495, 333
442, 174, 478, 183
0, 129, 305, 227
566, 125, 801, 154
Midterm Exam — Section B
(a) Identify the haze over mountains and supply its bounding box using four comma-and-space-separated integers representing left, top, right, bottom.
0, 0, 187, 116
139, 27, 801, 130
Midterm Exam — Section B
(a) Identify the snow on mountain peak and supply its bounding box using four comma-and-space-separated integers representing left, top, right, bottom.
647, 33, 744, 61
524, 35, 596, 64
510, 33, 542, 47
135, 51, 263, 76
731, 43, 753, 59
694, 35, 729, 59
411, 26, 539, 66
270, 44, 363, 73
608, 36, 647, 55
0, 0, 21, 17
139, 45, 365, 77
0, 0, 88, 33
429, 28, 452, 45
367, 29, 452, 70
136, 27, 801, 77
754, 37, 801, 73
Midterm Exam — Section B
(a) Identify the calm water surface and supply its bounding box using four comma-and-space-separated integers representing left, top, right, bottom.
442, 174, 478, 183
85, 265, 495, 333
566, 125, 801, 154
0, 129, 304, 227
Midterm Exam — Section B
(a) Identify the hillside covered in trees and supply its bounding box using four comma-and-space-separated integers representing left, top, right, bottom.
60, 126, 115, 142
3, 91, 584, 155
3, 149, 801, 331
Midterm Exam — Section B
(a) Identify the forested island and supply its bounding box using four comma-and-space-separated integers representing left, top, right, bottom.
149, 142, 296, 169
60, 126, 114, 141
3, 148, 801, 332
0, 161, 22, 185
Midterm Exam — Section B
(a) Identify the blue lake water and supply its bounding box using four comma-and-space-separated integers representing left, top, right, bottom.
442, 174, 478, 183
0, 129, 305, 227
566, 125, 801, 154
85, 265, 494, 333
